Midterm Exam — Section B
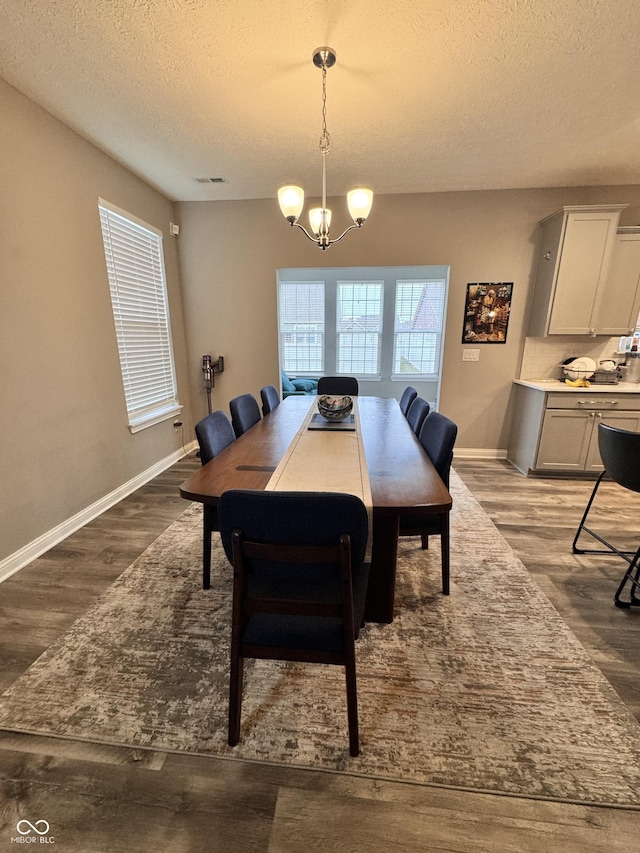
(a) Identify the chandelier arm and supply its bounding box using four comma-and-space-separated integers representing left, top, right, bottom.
289, 221, 321, 244
326, 222, 362, 246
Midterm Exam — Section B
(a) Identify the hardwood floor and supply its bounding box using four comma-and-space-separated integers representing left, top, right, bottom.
0, 455, 638, 851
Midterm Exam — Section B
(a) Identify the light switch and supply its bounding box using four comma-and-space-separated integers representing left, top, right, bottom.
462, 349, 480, 362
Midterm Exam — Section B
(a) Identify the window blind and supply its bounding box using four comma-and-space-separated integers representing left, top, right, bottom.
278, 281, 325, 374
337, 281, 383, 375
99, 200, 180, 432
393, 280, 446, 376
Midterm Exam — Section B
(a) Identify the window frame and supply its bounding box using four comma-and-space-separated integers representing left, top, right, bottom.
99, 198, 181, 433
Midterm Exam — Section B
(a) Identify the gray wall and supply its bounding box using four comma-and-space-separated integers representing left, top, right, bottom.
177, 188, 640, 451
0, 78, 193, 563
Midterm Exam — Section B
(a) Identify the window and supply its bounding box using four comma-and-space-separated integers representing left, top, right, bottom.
337, 281, 383, 374
99, 199, 180, 433
277, 266, 448, 403
393, 280, 446, 376
279, 281, 325, 374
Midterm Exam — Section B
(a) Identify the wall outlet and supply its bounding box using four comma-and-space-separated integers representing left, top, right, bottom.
462, 349, 480, 362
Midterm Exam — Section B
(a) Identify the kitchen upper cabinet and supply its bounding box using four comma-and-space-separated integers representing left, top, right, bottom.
528, 205, 628, 336
599, 227, 640, 337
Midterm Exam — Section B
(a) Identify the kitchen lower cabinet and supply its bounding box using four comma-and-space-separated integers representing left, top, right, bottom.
537, 407, 640, 472
508, 384, 640, 475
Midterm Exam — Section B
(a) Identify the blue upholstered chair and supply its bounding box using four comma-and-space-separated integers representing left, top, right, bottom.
317, 376, 359, 396
229, 393, 261, 437
218, 489, 370, 756
399, 410, 458, 593
406, 397, 430, 436
260, 385, 280, 415
399, 386, 418, 417
194, 410, 236, 588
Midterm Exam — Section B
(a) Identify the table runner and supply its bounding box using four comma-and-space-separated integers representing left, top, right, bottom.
266, 398, 371, 501
266, 398, 373, 553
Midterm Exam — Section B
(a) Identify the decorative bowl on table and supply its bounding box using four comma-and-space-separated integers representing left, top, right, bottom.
317, 394, 353, 422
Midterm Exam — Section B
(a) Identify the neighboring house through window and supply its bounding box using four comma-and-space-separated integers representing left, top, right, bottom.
98, 199, 181, 433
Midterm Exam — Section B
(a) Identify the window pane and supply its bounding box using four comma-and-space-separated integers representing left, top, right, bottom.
99, 201, 180, 432
393, 281, 446, 375
278, 282, 325, 373
337, 281, 383, 374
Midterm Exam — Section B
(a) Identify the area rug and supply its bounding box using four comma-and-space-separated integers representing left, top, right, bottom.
1, 472, 640, 808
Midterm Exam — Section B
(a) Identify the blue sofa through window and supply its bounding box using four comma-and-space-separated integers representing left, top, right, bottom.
281, 370, 318, 397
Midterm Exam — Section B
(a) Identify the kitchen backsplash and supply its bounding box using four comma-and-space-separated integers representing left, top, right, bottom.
519, 336, 622, 380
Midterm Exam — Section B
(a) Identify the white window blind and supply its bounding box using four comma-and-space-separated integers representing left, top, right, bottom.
278, 281, 325, 374
337, 281, 383, 375
393, 280, 446, 376
99, 200, 181, 433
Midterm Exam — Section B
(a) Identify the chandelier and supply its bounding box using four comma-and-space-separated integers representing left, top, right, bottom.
278, 47, 373, 250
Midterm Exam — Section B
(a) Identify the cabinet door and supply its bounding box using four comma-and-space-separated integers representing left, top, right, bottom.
549, 210, 622, 335
596, 229, 640, 335
584, 411, 640, 471
536, 409, 593, 471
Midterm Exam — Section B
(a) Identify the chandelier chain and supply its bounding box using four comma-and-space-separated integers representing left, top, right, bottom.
319, 63, 331, 155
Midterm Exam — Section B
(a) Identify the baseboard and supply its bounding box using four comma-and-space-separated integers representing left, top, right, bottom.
454, 447, 508, 460
0, 441, 198, 584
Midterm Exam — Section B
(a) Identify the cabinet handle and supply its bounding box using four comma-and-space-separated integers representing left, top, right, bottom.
544, 252, 551, 260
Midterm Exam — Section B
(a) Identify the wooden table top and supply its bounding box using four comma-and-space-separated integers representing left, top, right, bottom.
180, 395, 451, 516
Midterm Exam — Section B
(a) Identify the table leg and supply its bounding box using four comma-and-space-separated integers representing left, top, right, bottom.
440, 512, 450, 595
365, 509, 399, 623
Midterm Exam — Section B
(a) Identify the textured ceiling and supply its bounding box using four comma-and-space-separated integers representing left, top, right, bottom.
1, 0, 639, 202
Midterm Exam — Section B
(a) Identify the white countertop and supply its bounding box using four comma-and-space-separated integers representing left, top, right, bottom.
515, 379, 640, 393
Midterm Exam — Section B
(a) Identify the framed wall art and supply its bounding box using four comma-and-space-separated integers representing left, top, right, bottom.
462, 282, 513, 344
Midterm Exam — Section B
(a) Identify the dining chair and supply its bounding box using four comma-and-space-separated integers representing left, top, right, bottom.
260, 384, 280, 415
399, 386, 418, 417
406, 396, 430, 436
572, 423, 640, 608
194, 410, 236, 588
229, 393, 261, 437
399, 410, 458, 594
218, 489, 370, 756
317, 376, 359, 396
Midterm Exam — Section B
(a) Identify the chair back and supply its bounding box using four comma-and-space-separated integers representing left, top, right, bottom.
317, 376, 359, 396
219, 490, 369, 570
399, 386, 418, 416
406, 397, 430, 436
418, 411, 458, 486
229, 393, 261, 437
195, 410, 235, 465
260, 385, 280, 415
598, 423, 640, 494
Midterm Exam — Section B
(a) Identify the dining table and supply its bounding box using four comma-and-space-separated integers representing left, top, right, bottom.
180, 395, 452, 623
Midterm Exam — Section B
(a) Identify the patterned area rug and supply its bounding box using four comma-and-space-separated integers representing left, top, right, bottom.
1, 471, 639, 807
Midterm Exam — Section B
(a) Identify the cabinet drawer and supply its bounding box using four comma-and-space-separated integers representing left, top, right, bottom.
546, 393, 640, 410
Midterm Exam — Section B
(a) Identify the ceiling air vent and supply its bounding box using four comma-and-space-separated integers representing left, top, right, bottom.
193, 177, 227, 184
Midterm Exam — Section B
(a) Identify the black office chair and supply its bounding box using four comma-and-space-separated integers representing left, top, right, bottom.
317, 376, 359, 396
218, 489, 370, 756
572, 423, 640, 608
406, 397, 430, 436
229, 393, 261, 437
399, 386, 418, 417
399, 411, 458, 594
260, 385, 280, 415
194, 411, 236, 588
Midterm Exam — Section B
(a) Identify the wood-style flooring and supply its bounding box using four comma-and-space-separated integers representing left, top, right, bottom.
0, 455, 638, 851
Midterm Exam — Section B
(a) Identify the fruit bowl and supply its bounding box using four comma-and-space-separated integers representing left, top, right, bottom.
317, 394, 353, 422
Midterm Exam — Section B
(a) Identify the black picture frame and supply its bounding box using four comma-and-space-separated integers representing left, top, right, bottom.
462, 282, 513, 344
